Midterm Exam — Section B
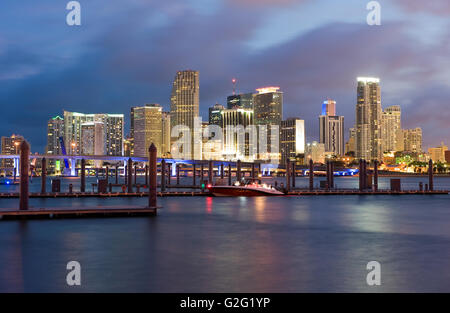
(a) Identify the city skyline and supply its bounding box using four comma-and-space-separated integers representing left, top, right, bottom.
1, 0, 450, 153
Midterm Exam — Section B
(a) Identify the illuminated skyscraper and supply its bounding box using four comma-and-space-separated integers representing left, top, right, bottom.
46, 116, 65, 174
63, 111, 124, 156
281, 118, 305, 165
0, 134, 24, 170
381, 105, 401, 152
209, 103, 225, 126
355, 77, 382, 161
132, 104, 163, 157
227, 93, 253, 110
403, 128, 422, 153
81, 122, 105, 155
428, 143, 447, 162
319, 100, 344, 156
221, 108, 255, 161
170, 70, 199, 159
254, 87, 283, 161
321, 99, 336, 116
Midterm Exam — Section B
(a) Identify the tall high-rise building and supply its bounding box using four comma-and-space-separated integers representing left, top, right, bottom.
80, 122, 105, 155
170, 70, 200, 159
305, 141, 325, 164
428, 142, 447, 162
403, 128, 422, 153
63, 111, 124, 156
253, 87, 283, 161
132, 104, 163, 157
321, 99, 336, 116
319, 100, 344, 156
1, 134, 24, 169
221, 108, 255, 161
46, 116, 65, 174
209, 103, 225, 126
355, 77, 382, 161
345, 127, 356, 155
46, 116, 64, 155
381, 105, 401, 152
280, 118, 305, 165
227, 93, 253, 110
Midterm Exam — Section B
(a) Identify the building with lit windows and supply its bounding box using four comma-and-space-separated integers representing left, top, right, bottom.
355, 77, 382, 161
403, 128, 422, 153
381, 105, 402, 152
319, 100, 344, 156
227, 93, 253, 110
0, 134, 24, 170
221, 108, 255, 161
253, 87, 283, 161
63, 111, 124, 156
170, 70, 200, 159
281, 118, 305, 165
132, 104, 163, 157
208, 103, 225, 126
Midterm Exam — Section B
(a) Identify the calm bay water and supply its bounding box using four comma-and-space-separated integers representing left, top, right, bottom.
1, 188, 450, 292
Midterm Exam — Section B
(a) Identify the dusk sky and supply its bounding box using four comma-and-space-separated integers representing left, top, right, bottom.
1, 0, 449, 153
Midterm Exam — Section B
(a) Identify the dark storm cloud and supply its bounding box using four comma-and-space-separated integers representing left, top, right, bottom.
0, 0, 449, 152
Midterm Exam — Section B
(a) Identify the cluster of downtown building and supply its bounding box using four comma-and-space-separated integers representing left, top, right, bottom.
2, 71, 449, 174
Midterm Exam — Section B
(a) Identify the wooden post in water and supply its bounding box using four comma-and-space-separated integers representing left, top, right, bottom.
161, 159, 166, 191
228, 164, 232, 186
200, 163, 204, 185
41, 157, 47, 194
192, 164, 196, 186
359, 159, 363, 191
127, 158, 133, 193
115, 165, 119, 185
330, 161, 334, 189
291, 161, 296, 188
145, 165, 148, 186
81, 159, 86, 193
105, 166, 109, 185
428, 159, 434, 191
309, 159, 314, 191
19, 141, 30, 210
286, 161, 291, 191
374, 160, 378, 192
148, 143, 157, 208
167, 164, 171, 185
236, 160, 242, 183
252, 163, 256, 179
208, 160, 213, 185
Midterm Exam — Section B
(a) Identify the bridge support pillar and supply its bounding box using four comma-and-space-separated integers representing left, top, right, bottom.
228, 164, 232, 186
70, 158, 76, 177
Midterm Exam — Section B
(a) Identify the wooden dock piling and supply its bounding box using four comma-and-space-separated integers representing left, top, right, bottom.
19, 141, 30, 210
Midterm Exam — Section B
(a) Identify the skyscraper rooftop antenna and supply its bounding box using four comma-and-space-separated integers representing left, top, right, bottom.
232, 78, 237, 95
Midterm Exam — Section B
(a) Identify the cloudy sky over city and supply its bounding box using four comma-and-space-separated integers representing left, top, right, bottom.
1, 0, 449, 152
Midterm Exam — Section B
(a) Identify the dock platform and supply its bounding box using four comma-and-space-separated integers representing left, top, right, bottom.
0, 206, 158, 220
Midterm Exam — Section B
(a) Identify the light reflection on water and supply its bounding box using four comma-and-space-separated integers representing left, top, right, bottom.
0, 194, 450, 292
